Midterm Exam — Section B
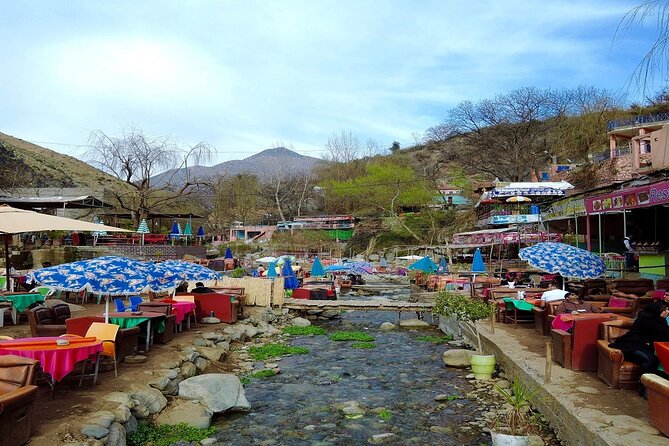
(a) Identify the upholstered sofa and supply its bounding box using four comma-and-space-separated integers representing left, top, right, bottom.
26, 304, 70, 337
596, 318, 643, 390
641, 373, 669, 436
611, 279, 654, 297
532, 301, 562, 336
550, 314, 618, 371
190, 292, 238, 324
65, 316, 140, 362
0, 355, 39, 446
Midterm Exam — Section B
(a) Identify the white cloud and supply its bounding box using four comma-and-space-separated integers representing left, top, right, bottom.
0, 0, 656, 165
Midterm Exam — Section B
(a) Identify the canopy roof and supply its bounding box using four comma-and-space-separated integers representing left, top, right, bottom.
0, 195, 113, 209
0, 205, 129, 234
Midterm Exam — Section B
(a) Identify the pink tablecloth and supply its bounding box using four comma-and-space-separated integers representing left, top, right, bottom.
0, 337, 102, 381
171, 301, 196, 325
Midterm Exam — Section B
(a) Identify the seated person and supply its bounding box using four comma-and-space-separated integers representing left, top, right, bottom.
540, 277, 568, 304
609, 301, 669, 397
191, 281, 214, 293
175, 282, 189, 293
555, 292, 601, 315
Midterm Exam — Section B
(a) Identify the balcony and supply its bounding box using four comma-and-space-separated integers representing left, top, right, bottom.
608, 112, 669, 131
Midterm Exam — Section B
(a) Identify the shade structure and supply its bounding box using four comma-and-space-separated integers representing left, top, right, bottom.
196, 226, 205, 238
408, 256, 438, 273
136, 219, 150, 234
281, 258, 300, 289
169, 221, 180, 240
397, 255, 424, 260
506, 196, 532, 203
324, 261, 374, 274
310, 256, 325, 277
154, 260, 221, 283
266, 261, 278, 279
471, 248, 486, 274
256, 256, 277, 263
183, 221, 193, 236
0, 205, 129, 290
28, 256, 182, 296
439, 257, 448, 273
519, 242, 606, 279
224, 247, 234, 259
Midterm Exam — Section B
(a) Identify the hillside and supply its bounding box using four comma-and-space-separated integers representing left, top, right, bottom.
0, 132, 127, 191
152, 146, 323, 186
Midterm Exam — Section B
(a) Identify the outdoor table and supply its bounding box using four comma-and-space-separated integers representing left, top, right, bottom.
0, 293, 45, 312
655, 342, 669, 372
552, 312, 622, 332
0, 336, 102, 383
106, 311, 166, 353
488, 287, 544, 300
159, 300, 196, 326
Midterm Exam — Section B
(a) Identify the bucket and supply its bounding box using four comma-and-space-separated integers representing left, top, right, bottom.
470, 354, 496, 380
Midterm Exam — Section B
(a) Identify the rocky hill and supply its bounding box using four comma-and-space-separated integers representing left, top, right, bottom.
0, 132, 125, 191
152, 146, 323, 186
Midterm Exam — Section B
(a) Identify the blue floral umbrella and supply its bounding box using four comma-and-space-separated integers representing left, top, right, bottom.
519, 242, 606, 279
311, 256, 325, 277
281, 258, 300, 290
156, 260, 221, 283
408, 256, 438, 273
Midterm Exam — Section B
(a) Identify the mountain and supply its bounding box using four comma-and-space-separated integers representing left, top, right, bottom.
152, 146, 323, 186
0, 132, 127, 191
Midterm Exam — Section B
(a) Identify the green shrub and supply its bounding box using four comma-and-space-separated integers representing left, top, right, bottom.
351, 342, 376, 349
415, 334, 454, 344
249, 369, 277, 379
128, 422, 216, 446
433, 292, 493, 322
329, 331, 375, 342
282, 326, 327, 336
248, 343, 309, 360
231, 267, 246, 278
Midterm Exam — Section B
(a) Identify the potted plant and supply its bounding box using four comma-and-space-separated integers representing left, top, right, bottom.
433, 291, 496, 379
490, 378, 541, 446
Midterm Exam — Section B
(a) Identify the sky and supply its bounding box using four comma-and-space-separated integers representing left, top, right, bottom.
0, 0, 662, 166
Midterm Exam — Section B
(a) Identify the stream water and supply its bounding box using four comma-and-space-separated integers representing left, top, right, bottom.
212, 291, 491, 446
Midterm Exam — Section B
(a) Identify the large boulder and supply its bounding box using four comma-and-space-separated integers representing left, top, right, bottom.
155, 400, 213, 429
442, 349, 474, 368
399, 318, 430, 327
291, 317, 311, 327
130, 386, 167, 417
178, 373, 251, 413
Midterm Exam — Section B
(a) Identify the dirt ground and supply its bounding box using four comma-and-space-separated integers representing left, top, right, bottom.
0, 301, 249, 445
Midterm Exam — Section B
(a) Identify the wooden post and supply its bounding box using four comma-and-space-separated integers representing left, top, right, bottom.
544, 340, 552, 384
490, 308, 495, 334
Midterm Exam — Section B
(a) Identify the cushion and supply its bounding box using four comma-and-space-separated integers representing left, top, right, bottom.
608, 296, 630, 308
652, 290, 667, 300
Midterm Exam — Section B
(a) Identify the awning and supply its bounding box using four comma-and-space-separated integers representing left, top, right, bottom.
0, 195, 113, 209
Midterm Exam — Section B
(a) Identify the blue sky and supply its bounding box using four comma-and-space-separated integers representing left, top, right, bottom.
0, 1, 661, 165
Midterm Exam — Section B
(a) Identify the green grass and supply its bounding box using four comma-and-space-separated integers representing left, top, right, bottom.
351, 342, 376, 349
239, 376, 251, 385
415, 334, 453, 344
378, 409, 392, 421
329, 331, 375, 342
282, 326, 327, 336
248, 343, 310, 361
249, 369, 277, 379
128, 422, 216, 446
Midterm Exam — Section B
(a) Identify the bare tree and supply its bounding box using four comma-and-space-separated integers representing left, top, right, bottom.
325, 130, 361, 163
86, 125, 213, 226
617, 1, 669, 93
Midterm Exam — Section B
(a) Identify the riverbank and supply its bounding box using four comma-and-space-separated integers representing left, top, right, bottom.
449, 319, 669, 446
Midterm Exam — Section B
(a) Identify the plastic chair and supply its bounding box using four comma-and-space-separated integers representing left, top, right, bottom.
31, 286, 54, 299
114, 298, 129, 313
129, 296, 143, 312
83, 322, 119, 383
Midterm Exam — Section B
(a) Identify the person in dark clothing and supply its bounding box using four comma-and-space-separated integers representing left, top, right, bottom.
191, 281, 214, 293
610, 301, 669, 397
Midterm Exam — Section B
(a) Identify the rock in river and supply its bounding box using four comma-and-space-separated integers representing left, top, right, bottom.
178, 373, 251, 413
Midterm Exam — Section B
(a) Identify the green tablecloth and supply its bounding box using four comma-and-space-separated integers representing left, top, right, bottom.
109, 317, 165, 333
502, 298, 535, 312
0, 294, 45, 312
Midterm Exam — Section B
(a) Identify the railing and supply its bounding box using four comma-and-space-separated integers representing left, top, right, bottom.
612, 144, 632, 157
608, 112, 669, 131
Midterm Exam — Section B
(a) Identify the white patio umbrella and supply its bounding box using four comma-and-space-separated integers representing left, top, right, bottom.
0, 205, 130, 290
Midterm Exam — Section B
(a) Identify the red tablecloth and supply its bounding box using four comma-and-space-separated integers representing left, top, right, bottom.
170, 301, 196, 325
0, 336, 102, 381
655, 342, 669, 371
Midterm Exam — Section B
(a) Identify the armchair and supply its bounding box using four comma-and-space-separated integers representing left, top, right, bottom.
641, 373, 669, 436
611, 279, 654, 297
26, 304, 69, 337
0, 355, 39, 446
596, 318, 642, 389
533, 301, 562, 336
550, 314, 618, 371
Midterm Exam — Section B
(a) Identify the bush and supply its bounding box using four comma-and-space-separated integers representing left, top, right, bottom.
433, 292, 493, 322
329, 331, 375, 342
415, 334, 454, 344
230, 267, 246, 278
128, 422, 216, 446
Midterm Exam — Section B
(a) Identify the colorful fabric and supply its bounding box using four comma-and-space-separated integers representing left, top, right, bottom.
153, 260, 221, 283
169, 301, 196, 325
109, 316, 166, 333
608, 296, 630, 308
1, 293, 45, 312
519, 242, 606, 279
0, 336, 101, 382
552, 314, 574, 332
502, 297, 535, 312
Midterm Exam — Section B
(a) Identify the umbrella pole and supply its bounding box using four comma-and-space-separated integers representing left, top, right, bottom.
105, 296, 110, 323
4, 235, 10, 291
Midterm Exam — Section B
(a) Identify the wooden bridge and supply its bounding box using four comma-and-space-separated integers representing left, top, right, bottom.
282, 297, 433, 315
